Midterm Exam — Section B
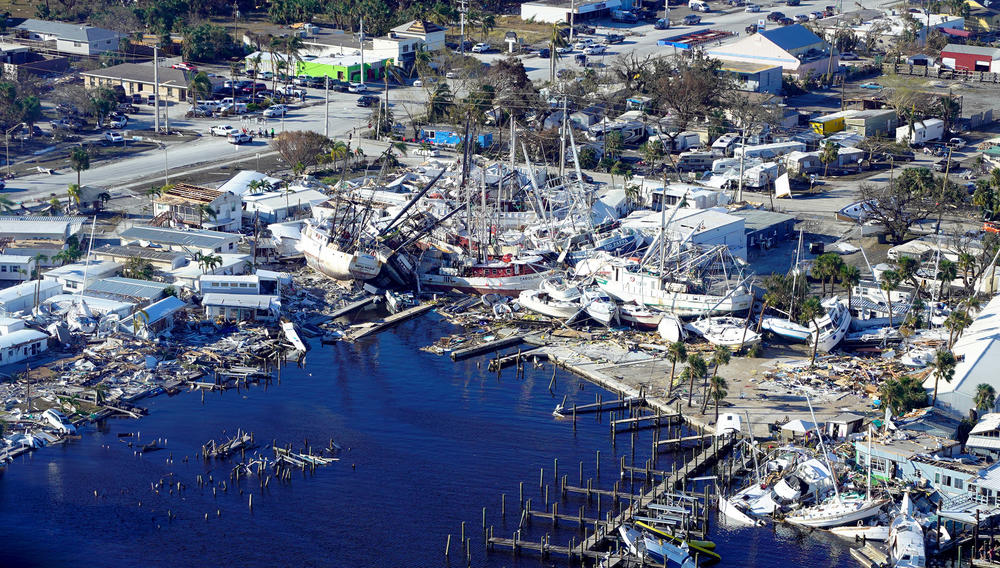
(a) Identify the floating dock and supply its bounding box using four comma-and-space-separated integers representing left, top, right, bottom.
346, 302, 436, 341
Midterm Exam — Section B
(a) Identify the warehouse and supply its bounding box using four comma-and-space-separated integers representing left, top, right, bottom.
520, 0, 624, 24
729, 209, 797, 254
844, 109, 898, 137
940, 43, 1000, 72
706, 25, 837, 76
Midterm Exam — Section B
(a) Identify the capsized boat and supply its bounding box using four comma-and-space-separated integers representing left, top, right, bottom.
829, 523, 890, 541
620, 302, 664, 330
581, 288, 618, 326
618, 524, 697, 568
685, 317, 761, 348
760, 296, 851, 352
635, 521, 720, 561
888, 492, 926, 568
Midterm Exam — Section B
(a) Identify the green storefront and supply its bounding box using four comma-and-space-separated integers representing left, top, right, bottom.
296, 57, 388, 83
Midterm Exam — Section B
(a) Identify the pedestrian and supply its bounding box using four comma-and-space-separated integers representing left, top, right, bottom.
271, 128, 275, 138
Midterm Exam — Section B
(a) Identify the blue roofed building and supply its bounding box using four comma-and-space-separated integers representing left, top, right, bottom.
707, 24, 837, 76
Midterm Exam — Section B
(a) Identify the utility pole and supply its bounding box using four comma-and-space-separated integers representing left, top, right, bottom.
736, 127, 747, 203
359, 17, 366, 88
324, 76, 330, 138
153, 45, 160, 133
459, 0, 467, 55
569, 0, 576, 43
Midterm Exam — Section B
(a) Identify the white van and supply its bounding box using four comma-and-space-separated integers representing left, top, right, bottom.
689, 0, 711, 12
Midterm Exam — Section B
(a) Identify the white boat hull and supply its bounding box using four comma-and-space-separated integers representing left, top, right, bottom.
829, 525, 889, 541
420, 270, 555, 296
686, 317, 761, 348
719, 497, 762, 526
299, 233, 381, 281
596, 271, 752, 317
518, 290, 580, 319
786, 499, 885, 528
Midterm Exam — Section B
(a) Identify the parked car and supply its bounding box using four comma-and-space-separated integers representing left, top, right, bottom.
170, 62, 197, 72
537, 48, 551, 58
415, 147, 439, 157
746, 23, 759, 33
949, 137, 966, 148
260, 71, 274, 81
767, 11, 785, 21
115, 103, 139, 114
654, 18, 670, 29
108, 114, 128, 128
809, 10, 824, 19
573, 24, 596, 34
785, 0, 800, 5
188, 106, 214, 118
795, 14, 809, 22
348, 82, 368, 93
103, 131, 124, 143
728, 0, 746, 6
604, 33, 625, 44
556, 45, 573, 54
210, 124, 236, 136
292, 75, 310, 86
56, 103, 77, 115
745, 4, 761, 11
933, 158, 960, 172
444, 70, 460, 79
356, 95, 379, 107
779, 17, 794, 25
573, 38, 594, 49
471, 42, 491, 53
227, 132, 253, 145
262, 104, 288, 117
50, 118, 82, 131
583, 45, 607, 55
682, 14, 702, 24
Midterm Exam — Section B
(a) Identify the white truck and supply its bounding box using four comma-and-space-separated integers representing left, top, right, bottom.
895, 118, 944, 145
689, 0, 711, 12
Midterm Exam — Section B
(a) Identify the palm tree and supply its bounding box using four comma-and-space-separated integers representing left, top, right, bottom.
329, 140, 349, 172
97, 192, 111, 211
685, 353, 708, 408
701, 345, 731, 414
146, 185, 164, 215
30, 253, 48, 278
666, 340, 687, 397
839, 264, 861, 308
896, 255, 922, 292
931, 349, 957, 406
188, 71, 213, 111
799, 296, 825, 367
975, 383, 997, 415
132, 308, 149, 336
204, 254, 223, 274
879, 269, 902, 328
427, 82, 454, 122
51, 249, 72, 266
66, 184, 81, 213
197, 204, 218, 228
709, 375, 729, 422
945, 309, 973, 349
938, 259, 958, 301
48, 196, 63, 216
248, 53, 263, 98
277, 35, 305, 88
548, 23, 568, 83
69, 147, 90, 188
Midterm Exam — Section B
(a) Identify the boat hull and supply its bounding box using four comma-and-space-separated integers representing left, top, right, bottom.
420, 270, 556, 296
786, 499, 885, 528
518, 290, 580, 319
299, 233, 382, 281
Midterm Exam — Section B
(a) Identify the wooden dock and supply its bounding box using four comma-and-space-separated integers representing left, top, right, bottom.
450, 335, 526, 361
346, 301, 436, 341
655, 433, 715, 449
327, 296, 377, 320
612, 412, 680, 431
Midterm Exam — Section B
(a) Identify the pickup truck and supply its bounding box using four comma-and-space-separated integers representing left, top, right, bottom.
210, 124, 236, 137
276, 85, 306, 98
227, 132, 253, 145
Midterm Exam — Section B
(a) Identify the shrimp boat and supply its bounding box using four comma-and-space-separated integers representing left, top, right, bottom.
593, 245, 754, 317
888, 492, 926, 568
685, 317, 761, 348
298, 219, 382, 281
619, 302, 664, 330
418, 252, 555, 296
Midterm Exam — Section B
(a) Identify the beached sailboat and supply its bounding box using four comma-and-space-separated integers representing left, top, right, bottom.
685, 317, 761, 348
888, 492, 926, 568
298, 219, 382, 281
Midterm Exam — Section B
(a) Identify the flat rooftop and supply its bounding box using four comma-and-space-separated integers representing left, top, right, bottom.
717, 59, 782, 74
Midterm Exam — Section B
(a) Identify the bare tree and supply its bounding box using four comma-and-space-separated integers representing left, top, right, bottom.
270, 130, 331, 171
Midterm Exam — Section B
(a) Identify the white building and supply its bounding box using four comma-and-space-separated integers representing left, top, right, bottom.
707, 25, 837, 77
14, 19, 122, 56
0, 280, 62, 314
168, 253, 251, 290
42, 260, 121, 292
622, 208, 748, 259
0, 328, 48, 366
199, 274, 261, 295
203, 293, 280, 322
927, 295, 1000, 417
0, 255, 34, 281
243, 189, 329, 225
153, 183, 242, 232
521, 0, 623, 24
119, 225, 240, 256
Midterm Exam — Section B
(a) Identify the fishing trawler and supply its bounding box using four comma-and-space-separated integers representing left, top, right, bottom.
593, 245, 753, 317
418, 252, 555, 296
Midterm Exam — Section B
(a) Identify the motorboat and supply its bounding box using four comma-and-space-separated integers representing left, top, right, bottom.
759, 316, 811, 342
518, 289, 580, 319
618, 524, 696, 568
785, 493, 887, 528
42, 408, 76, 434
581, 289, 618, 326
720, 482, 776, 522
716, 413, 742, 436
634, 521, 720, 562
657, 314, 687, 342
888, 492, 926, 568
384, 290, 417, 314
685, 317, 761, 348
620, 302, 665, 330
844, 327, 903, 346
760, 297, 851, 352
773, 458, 835, 505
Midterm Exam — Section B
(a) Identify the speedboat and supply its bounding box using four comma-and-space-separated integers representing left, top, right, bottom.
581, 288, 618, 326
888, 492, 926, 568
760, 297, 850, 352
517, 289, 580, 319
618, 524, 696, 568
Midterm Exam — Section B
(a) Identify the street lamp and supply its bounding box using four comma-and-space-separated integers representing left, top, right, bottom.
4, 123, 22, 178
162, 144, 169, 186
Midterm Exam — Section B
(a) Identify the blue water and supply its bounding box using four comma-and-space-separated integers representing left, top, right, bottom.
0, 314, 853, 567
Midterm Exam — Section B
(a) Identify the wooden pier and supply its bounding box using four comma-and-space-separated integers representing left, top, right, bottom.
346, 301, 436, 341
451, 335, 526, 361
202, 431, 255, 459
327, 296, 377, 320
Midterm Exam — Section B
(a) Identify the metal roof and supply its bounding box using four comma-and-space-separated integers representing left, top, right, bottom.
81, 63, 188, 87
0, 255, 34, 263
93, 244, 185, 263
0, 215, 85, 238
85, 277, 171, 302
126, 295, 186, 324
0, 328, 47, 349
0, 280, 61, 303
120, 225, 238, 249
15, 19, 120, 43
942, 43, 1000, 58
729, 209, 796, 231
43, 260, 121, 281
760, 24, 824, 52
202, 293, 279, 310
971, 413, 1000, 436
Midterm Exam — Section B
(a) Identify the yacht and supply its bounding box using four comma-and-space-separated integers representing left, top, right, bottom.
685, 317, 761, 348
760, 297, 851, 352
888, 492, 926, 568
785, 493, 887, 528
298, 219, 382, 281
581, 289, 618, 326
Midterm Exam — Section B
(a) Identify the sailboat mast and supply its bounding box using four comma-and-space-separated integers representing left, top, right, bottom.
77, 215, 98, 301
805, 392, 840, 502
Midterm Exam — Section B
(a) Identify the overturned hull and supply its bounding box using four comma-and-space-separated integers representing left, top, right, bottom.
298, 223, 382, 282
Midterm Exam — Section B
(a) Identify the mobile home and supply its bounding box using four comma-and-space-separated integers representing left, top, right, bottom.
895, 119, 944, 145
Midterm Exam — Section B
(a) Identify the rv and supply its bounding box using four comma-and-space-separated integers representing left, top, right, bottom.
676, 151, 715, 172
656, 131, 701, 152
711, 132, 740, 156
733, 141, 806, 160
587, 120, 647, 145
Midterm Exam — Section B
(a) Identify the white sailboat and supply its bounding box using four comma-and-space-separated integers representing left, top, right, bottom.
298, 219, 382, 281
685, 317, 761, 348
829, 524, 890, 541
888, 492, 926, 568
